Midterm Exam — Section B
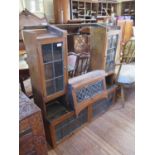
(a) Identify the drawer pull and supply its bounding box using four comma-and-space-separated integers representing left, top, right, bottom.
20, 128, 32, 137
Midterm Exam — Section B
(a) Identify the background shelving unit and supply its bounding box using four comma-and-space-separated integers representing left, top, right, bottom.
70, 0, 118, 21
121, 0, 135, 24
121, 0, 135, 16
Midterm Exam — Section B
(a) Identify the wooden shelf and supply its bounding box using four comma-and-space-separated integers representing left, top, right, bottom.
71, 0, 117, 21
121, 1, 135, 16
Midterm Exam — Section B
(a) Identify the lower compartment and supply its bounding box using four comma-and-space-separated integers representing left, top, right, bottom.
92, 86, 116, 118
55, 108, 88, 142
45, 86, 116, 148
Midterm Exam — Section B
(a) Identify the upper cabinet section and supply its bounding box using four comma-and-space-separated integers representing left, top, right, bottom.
42, 42, 64, 96
23, 25, 68, 103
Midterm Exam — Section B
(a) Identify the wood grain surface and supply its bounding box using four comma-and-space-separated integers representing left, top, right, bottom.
48, 88, 135, 155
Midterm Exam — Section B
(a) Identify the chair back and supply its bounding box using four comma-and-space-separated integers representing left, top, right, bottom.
116, 38, 135, 85
121, 38, 135, 63
74, 52, 90, 76
68, 52, 78, 78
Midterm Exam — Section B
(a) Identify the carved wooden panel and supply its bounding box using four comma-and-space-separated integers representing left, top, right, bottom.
19, 92, 48, 155
74, 35, 90, 53
19, 91, 39, 121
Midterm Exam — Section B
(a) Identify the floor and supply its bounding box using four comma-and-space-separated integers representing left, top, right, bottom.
48, 88, 135, 155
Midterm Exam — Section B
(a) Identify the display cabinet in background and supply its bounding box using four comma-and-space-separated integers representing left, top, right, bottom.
121, 0, 135, 17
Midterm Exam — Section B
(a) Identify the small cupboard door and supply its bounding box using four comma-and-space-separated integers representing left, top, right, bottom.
40, 42, 65, 100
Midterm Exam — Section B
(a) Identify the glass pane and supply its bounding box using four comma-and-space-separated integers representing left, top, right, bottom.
107, 49, 112, 59
112, 35, 118, 48
42, 44, 53, 63
76, 81, 104, 103
108, 36, 113, 49
54, 61, 63, 77
44, 63, 54, 80
106, 48, 116, 72
53, 42, 63, 60
46, 80, 55, 95
43, 42, 65, 96
55, 76, 64, 92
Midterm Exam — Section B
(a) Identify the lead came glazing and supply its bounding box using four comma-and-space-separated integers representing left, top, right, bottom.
76, 80, 104, 103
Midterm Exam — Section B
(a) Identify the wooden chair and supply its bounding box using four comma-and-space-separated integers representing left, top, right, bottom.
115, 38, 135, 107
121, 37, 135, 63
68, 52, 78, 78
74, 52, 90, 76
68, 52, 90, 78
19, 54, 33, 98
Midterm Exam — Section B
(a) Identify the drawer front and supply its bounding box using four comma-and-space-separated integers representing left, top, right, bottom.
20, 113, 48, 155
92, 88, 115, 118
28, 113, 48, 155
20, 119, 30, 133
19, 127, 37, 155
55, 108, 88, 143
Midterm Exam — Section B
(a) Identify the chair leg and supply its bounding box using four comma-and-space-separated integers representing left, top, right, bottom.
121, 86, 125, 108
19, 78, 26, 94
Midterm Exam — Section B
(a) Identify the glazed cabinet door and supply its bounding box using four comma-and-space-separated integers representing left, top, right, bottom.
106, 33, 119, 72
41, 42, 65, 100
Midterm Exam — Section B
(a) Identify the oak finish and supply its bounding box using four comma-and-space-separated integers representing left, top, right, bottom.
70, 74, 107, 115
117, 19, 133, 44
53, 0, 70, 24
23, 25, 68, 116
48, 88, 135, 155
19, 92, 48, 155
46, 85, 116, 148
90, 25, 120, 75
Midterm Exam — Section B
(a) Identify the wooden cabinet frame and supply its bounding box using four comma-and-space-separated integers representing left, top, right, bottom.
23, 25, 68, 114
45, 85, 116, 148
68, 70, 107, 115
71, 76, 107, 115
37, 37, 68, 103
90, 26, 121, 75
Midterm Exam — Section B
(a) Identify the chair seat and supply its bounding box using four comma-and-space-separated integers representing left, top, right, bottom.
117, 63, 135, 84
19, 54, 29, 70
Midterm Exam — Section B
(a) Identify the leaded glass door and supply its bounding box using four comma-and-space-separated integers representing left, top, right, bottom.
41, 42, 64, 96
106, 34, 118, 72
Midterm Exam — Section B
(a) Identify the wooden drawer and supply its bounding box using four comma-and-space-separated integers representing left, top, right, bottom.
19, 92, 48, 155
46, 86, 116, 147
44, 85, 116, 148
92, 86, 116, 118
19, 127, 36, 155
46, 108, 88, 148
